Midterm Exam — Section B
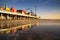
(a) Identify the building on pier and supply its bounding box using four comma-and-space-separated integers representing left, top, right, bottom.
0, 4, 40, 20
0, 10, 40, 20
11, 7, 17, 12
17, 10, 26, 14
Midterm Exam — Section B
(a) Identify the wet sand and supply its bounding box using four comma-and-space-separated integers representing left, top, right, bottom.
0, 19, 60, 40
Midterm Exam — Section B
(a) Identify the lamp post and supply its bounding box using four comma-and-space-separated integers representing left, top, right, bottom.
35, 5, 37, 14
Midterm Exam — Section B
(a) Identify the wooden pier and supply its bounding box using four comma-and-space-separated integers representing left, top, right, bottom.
0, 10, 40, 33
0, 10, 39, 20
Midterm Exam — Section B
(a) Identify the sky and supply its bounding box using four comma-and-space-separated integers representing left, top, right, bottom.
0, 0, 60, 19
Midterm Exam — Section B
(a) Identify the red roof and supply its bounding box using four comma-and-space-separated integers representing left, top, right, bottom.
11, 7, 17, 12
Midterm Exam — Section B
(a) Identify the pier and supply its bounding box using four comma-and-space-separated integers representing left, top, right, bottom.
0, 10, 39, 20
0, 10, 40, 33
0, 3, 40, 33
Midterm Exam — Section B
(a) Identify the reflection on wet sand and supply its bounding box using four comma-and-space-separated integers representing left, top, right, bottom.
0, 19, 60, 40
0, 22, 39, 34
0, 22, 40, 40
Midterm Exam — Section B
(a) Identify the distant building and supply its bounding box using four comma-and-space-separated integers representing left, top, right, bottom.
27, 12, 32, 16
0, 6, 4, 10
17, 10, 26, 14
31, 12, 37, 16
27, 12, 37, 16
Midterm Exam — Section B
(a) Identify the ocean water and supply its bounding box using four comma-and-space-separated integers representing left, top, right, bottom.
0, 19, 60, 40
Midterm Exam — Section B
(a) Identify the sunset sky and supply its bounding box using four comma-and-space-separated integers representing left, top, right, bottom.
0, 0, 60, 19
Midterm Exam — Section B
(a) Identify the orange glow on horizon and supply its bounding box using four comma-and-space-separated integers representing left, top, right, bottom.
40, 14, 60, 19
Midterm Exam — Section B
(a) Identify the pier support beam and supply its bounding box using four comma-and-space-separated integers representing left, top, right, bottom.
0, 14, 4, 19
7, 15, 10, 20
